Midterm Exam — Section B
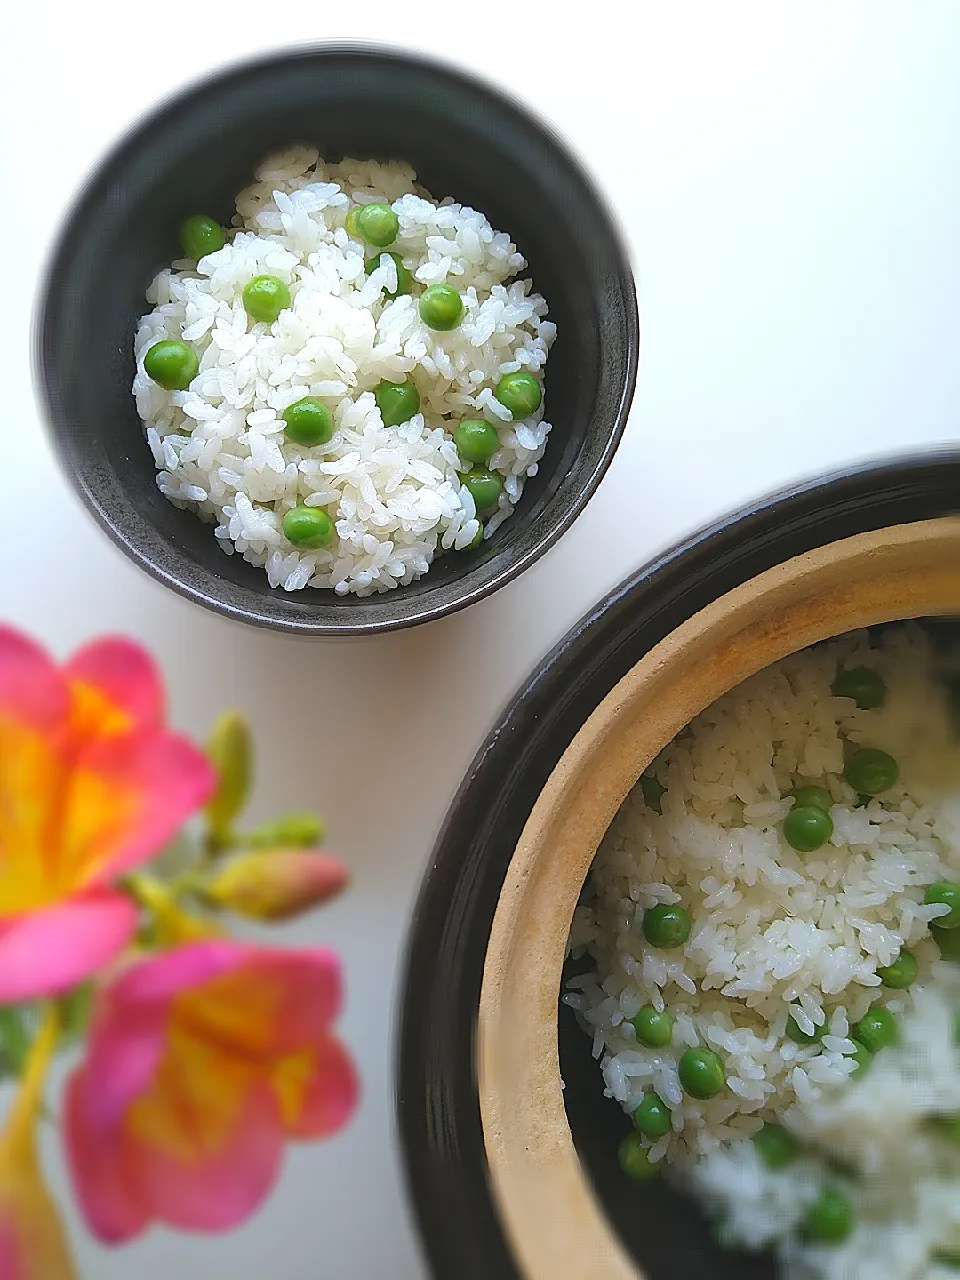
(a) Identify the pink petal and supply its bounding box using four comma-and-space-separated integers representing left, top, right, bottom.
104, 940, 245, 1006
82, 997, 169, 1138
82, 943, 246, 1132
0, 892, 137, 1003
63, 1067, 148, 1245
65, 638, 165, 729
0, 627, 67, 731
238, 947, 344, 1051
65, 727, 216, 889
128, 1081, 283, 1233
283, 1034, 359, 1140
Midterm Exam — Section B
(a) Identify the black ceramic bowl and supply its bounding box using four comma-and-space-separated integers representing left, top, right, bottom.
397, 449, 960, 1279
36, 45, 637, 636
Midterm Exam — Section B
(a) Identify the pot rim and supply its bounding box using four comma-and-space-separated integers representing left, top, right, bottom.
395, 447, 960, 1280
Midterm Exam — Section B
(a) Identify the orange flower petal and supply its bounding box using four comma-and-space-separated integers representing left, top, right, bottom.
0, 718, 65, 912
130, 1079, 283, 1233
65, 638, 165, 736
275, 1034, 358, 1140
59, 727, 215, 891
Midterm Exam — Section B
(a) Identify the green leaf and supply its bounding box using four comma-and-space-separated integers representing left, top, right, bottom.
58, 984, 94, 1047
0, 1006, 33, 1076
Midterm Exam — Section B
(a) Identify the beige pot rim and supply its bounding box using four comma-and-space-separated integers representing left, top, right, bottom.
478, 516, 960, 1280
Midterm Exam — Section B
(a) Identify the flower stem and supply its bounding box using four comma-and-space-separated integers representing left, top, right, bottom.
2, 1005, 59, 1158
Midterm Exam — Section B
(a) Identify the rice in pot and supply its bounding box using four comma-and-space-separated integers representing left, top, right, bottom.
566, 625, 960, 1279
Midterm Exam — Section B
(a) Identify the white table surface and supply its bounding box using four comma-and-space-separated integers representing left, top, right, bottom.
3, 4, 958, 1276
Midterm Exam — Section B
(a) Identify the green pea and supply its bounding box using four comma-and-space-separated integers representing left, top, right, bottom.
344, 207, 362, 238
282, 397, 334, 448
848, 1039, 872, 1076
752, 1123, 799, 1170
932, 1249, 960, 1268
832, 666, 886, 710
678, 1047, 725, 1100
801, 1188, 854, 1244
642, 904, 691, 950
631, 1005, 674, 1048
460, 468, 503, 512
242, 275, 291, 324
282, 505, 335, 550
933, 924, 960, 961
495, 370, 542, 419
843, 746, 899, 796
792, 785, 833, 813
143, 340, 199, 391
926, 882, 960, 930
178, 214, 226, 261
365, 251, 411, 298
374, 379, 420, 428
356, 202, 399, 248
617, 1132, 659, 1181
460, 523, 484, 551
633, 1092, 672, 1139
877, 949, 918, 989
454, 419, 499, 465
853, 1007, 898, 1054
640, 771, 666, 813
785, 1012, 825, 1046
419, 283, 464, 331
783, 805, 834, 853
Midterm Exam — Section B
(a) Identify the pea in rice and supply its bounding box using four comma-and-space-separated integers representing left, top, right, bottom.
133, 148, 555, 596
566, 624, 960, 1279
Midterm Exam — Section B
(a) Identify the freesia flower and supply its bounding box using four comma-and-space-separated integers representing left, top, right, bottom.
0, 1008, 77, 1279
64, 940, 358, 1241
0, 627, 215, 1002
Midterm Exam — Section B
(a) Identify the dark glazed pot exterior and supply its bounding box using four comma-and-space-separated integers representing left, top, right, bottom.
36, 45, 637, 635
396, 450, 960, 1280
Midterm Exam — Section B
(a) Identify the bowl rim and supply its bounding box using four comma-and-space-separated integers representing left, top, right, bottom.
33, 41, 639, 636
395, 446, 960, 1280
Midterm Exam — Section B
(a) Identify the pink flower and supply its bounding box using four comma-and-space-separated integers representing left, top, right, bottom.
0, 627, 215, 1002
64, 940, 358, 1241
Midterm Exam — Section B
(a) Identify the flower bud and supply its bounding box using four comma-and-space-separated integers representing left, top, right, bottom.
205, 712, 252, 843
206, 850, 348, 922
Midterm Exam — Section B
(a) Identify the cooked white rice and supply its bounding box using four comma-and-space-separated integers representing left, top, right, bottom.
565, 625, 960, 1278
132, 147, 555, 595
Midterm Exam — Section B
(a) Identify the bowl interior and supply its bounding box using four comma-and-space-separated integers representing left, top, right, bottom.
38, 47, 636, 633
477, 516, 960, 1280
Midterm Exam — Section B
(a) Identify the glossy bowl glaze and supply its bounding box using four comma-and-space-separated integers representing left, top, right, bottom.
36, 45, 637, 635
397, 449, 960, 1279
